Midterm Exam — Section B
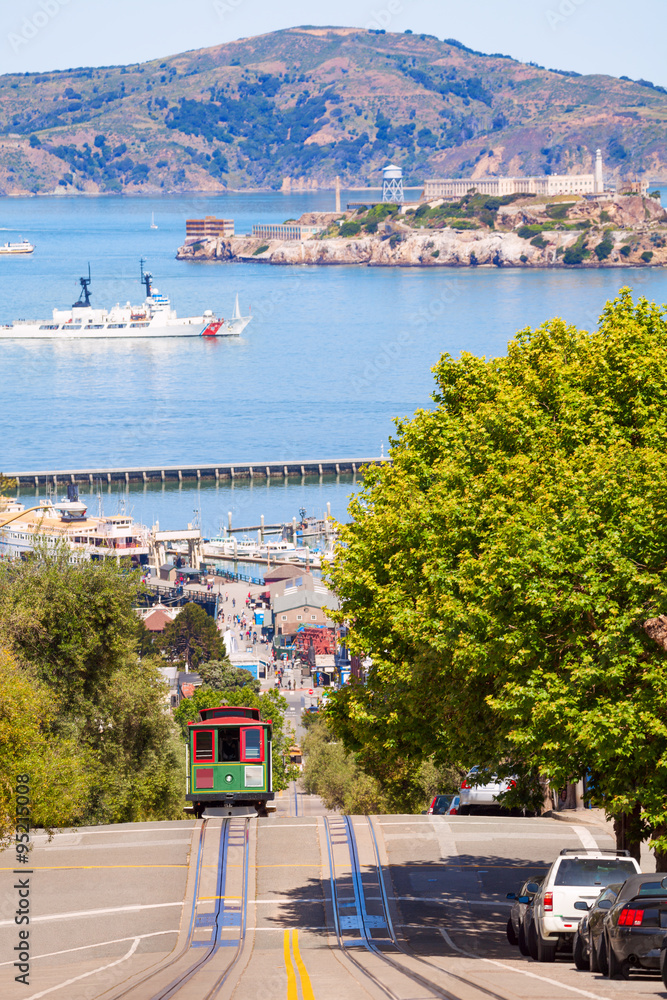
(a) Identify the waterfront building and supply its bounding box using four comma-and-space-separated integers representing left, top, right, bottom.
421, 150, 642, 200
251, 223, 323, 240
185, 216, 235, 239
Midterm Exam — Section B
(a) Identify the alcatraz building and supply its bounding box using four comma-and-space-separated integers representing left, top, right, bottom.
422, 149, 639, 200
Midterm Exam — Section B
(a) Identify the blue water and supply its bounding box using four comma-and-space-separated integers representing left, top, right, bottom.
2, 187, 667, 532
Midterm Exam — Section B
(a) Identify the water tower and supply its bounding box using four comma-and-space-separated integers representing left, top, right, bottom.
382, 163, 404, 204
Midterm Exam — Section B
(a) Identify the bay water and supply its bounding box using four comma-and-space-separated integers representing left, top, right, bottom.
2, 188, 666, 535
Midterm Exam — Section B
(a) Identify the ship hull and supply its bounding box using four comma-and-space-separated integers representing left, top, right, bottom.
0, 316, 250, 340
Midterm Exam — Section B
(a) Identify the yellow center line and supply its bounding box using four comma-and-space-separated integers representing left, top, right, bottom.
283, 928, 298, 1000
0, 865, 187, 871
291, 929, 315, 1000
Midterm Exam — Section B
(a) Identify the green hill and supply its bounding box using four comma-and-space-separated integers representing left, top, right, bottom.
0, 25, 665, 195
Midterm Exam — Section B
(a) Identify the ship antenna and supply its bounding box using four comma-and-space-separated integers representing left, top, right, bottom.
140, 257, 152, 298
72, 263, 92, 309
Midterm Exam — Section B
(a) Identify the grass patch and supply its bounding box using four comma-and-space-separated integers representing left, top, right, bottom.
252, 243, 270, 255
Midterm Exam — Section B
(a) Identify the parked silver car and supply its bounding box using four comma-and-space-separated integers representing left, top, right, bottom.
458, 766, 517, 814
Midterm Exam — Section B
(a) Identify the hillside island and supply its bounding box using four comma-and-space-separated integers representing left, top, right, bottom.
177, 191, 667, 269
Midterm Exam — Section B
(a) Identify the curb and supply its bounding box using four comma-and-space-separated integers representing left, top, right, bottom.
545, 809, 615, 834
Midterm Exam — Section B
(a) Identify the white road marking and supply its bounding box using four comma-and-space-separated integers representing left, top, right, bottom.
24, 937, 141, 1000
40, 838, 191, 851
572, 825, 599, 850
439, 928, 613, 1000
0, 901, 182, 927
398, 897, 512, 907
0, 930, 177, 967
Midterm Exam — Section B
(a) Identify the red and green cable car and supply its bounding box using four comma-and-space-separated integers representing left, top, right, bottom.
185, 705, 274, 816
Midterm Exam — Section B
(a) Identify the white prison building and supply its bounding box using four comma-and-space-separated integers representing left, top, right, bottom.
423, 149, 612, 199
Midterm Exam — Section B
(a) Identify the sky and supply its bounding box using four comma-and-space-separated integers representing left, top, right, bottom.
0, 0, 664, 87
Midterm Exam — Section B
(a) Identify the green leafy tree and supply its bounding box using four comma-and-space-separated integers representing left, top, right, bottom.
0, 548, 185, 828
0, 649, 92, 845
0, 473, 17, 494
0, 543, 143, 710
174, 685, 297, 791
196, 660, 260, 693
160, 602, 225, 668
327, 290, 667, 861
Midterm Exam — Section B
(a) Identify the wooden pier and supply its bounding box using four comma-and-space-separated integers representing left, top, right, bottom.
6, 456, 389, 488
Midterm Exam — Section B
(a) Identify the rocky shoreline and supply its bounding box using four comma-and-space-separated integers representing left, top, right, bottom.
177, 227, 667, 268
177, 194, 667, 269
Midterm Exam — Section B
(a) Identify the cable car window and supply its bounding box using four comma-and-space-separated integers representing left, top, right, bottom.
219, 727, 241, 762
242, 728, 263, 761
194, 730, 214, 762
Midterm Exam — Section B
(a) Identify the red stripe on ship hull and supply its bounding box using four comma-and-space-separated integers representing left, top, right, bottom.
202, 321, 223, 337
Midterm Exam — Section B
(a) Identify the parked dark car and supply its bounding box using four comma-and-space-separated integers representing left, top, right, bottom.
506, 878, 544, 955
571, 883, 622, 971
598, 873, 667, 978
427, 794, 460, 815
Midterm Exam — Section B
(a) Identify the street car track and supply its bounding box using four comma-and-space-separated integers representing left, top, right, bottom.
105, 816, 250, 1000
324, 814, 515, 1000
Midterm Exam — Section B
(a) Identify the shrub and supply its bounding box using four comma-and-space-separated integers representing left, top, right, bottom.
530, 234, 548, 249
431, 249, 440, 258
252, 243, 270, 255
641, 250, 654, 263
620, 244, 632, 257
600, 210, 611, 223
545, 203, 569, 220
563, 235, 588, 265
339, 221, 361, 237
365, 219, 378, 234
594, 234, 614, 260
520, 253, 528, 262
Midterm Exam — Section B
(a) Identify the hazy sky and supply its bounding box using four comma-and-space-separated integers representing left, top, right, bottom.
1, 0, 664, 86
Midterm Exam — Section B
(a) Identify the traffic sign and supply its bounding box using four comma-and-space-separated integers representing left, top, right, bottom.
308, 688, 313, 695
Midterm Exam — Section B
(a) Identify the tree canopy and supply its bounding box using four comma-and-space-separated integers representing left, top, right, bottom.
160, 602, 226, 668
327, 289, 667, 858
0, 547, 184, 838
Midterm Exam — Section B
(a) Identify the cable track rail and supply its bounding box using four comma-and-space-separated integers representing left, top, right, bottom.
106, 816, 250, 1000
324, 814, 516, 1000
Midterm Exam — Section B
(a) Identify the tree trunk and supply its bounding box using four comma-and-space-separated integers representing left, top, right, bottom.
614, 804, 642, 864
652, 824, 667, 872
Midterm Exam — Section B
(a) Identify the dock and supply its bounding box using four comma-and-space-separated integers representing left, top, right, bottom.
6, 456, 390, 488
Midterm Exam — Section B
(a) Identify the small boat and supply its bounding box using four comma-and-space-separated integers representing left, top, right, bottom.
0, 239, 34, 255
150, 212, 158, 230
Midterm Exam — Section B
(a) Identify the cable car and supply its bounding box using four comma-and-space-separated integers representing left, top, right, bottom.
185, 705, 274, 816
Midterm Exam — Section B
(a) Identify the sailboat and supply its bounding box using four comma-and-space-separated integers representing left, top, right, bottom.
150, 212, 158, 230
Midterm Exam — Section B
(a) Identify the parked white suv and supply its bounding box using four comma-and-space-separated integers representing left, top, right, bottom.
458, 766, 517, 814
531, 849, 641, 962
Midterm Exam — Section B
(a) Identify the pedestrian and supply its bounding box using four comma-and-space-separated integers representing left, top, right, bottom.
232, 598, 236, 608
225, 592, 229, 602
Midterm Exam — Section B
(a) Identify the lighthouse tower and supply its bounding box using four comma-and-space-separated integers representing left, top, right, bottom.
594, 149, 604, 195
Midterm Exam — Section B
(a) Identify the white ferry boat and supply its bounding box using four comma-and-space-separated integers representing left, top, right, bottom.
0, 486, 150, 562
0, 260, 251, 339
0, 239, 35, 255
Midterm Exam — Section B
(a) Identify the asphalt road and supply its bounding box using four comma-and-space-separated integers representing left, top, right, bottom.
4, 801, 667, 1000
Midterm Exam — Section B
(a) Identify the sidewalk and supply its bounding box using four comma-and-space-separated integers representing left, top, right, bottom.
546, 807, 615, 837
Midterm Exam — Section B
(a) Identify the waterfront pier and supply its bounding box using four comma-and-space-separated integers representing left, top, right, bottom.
6, 456, 389, 488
